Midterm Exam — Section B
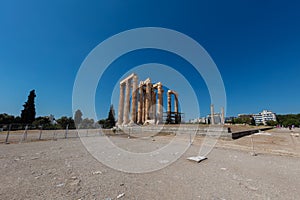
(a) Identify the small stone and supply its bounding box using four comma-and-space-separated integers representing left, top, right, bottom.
117, 193, 125, 199
159, 160, 169, 164
69, 179, 81, 186
250, 152, 257, 156
92, 171, 102, 175
56, 183, 64, 187
247, 185, 258, 191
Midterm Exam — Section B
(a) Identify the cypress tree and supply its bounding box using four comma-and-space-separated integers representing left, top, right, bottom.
106, 105, 116, 128
21, 90, 36, 124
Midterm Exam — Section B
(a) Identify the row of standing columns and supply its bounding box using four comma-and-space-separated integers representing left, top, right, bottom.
118, 75, 225, 126
118, 74, 165, 126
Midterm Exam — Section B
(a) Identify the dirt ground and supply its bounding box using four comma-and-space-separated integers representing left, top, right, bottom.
217, 128, 300, 157
0, 127, 299, 199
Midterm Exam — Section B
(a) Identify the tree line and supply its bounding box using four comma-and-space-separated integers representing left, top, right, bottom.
276, 114, 300, 127
0, 90, 116, 130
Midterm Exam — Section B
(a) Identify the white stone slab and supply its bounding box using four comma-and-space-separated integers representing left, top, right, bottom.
187, 156, 207, 163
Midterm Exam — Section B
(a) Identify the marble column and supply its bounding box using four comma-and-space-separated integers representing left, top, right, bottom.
123, 80, 131, 125
137, 84, 143, 124
118, 83, 125, 125
142, 89, 146, 123
157, 84, 163, 124
152, 90, 156, 121
167, 91, 171, 114
145, 83, 151, 121
167, 91, 172, 123
174, 95, 178, 113
210, 104, 215, 125
221, 107, 225, 125
130, 75, 138, 124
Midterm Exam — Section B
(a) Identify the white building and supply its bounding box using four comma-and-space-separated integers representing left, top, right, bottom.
189, 117, 207, 124
253, 110, 276, 125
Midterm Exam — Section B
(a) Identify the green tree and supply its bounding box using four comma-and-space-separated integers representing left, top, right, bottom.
56, 116, 75, 129
98, 119, 106, 128
32, 116, 54, 129
277, 114, 300, 127
0, 113, 15, 124
106, 105, 116, 128
99, 105, 116, 129
250, 117, 256, 126
266, 120, 278, 126
21, 90, 36, 124
234, 115, 252, 125
74, 109, 83, 127
81, 118, 95, 129
14, 116, 22, 124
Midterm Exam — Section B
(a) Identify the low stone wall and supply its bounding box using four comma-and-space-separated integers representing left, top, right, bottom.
231, 127, 273, 139
120, 124, 231, 139
120, 125, 273, 140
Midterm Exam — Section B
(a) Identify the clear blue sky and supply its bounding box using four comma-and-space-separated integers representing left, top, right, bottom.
0, 0, 300, 121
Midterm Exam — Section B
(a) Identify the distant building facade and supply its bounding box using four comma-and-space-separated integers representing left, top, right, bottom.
189, 114, 223, 124
253, 110, 276, 125
189, 117, 207, 124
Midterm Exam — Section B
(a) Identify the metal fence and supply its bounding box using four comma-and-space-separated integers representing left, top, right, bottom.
0, 124, 105, 144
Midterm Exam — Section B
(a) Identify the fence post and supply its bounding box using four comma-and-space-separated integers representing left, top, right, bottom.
5, 124, 12, 144
65, 124, 69, 139
38, 126, 43, 140
22, 125, 28, 142
99, 127, 102, 136
250, 135, 257, 156
52, 129, 57, 141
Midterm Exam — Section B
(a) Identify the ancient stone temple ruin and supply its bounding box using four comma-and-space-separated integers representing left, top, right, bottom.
117, 73, 180, 126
